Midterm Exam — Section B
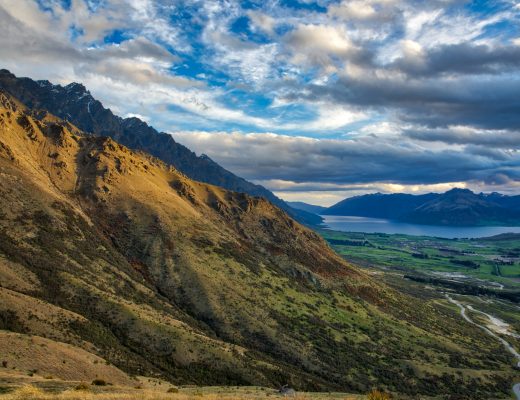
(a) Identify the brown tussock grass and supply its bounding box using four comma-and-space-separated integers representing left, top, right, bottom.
0, 385, 362, 400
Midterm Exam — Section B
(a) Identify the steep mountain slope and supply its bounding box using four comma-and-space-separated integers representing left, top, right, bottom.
0, 92, 517, 398
0, 69, 321, 226
323, 189, 520, 226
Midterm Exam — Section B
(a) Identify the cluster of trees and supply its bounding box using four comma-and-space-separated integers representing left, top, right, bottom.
405, 274, 520, 302
451, 259, 480, 269
327, 238, 371, 246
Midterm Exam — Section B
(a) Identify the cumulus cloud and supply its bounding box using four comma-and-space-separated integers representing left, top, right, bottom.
247, 10, 277, 35
284, 24, 369, 73
328, 0, 398, 23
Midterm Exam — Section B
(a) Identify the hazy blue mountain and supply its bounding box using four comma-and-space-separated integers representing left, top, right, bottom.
0, 69, 322, 226
403, 188, 520, 226
323, 192, 437, 220
323, 189, 520, 226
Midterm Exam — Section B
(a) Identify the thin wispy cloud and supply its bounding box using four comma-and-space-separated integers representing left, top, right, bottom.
0, 0, 519, 204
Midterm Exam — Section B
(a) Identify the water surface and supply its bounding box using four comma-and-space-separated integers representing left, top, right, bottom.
322, 215, 520, 239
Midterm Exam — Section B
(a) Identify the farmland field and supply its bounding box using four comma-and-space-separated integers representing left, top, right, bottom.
320, 230, 520, 290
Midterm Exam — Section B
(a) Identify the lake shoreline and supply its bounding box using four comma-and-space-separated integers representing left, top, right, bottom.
321, 215, 520, 239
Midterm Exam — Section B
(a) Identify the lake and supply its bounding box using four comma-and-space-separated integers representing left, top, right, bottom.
322, 215, 520, 239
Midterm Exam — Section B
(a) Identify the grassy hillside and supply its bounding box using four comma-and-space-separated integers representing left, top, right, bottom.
0, 381, 366, 400
0, 91, 517, 398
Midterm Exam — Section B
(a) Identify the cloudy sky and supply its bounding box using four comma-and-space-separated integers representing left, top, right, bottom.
1, 0, 520, 205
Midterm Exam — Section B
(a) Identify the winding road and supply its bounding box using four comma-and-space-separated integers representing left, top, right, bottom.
446, 295, 520, 399
515, 384, 520, 400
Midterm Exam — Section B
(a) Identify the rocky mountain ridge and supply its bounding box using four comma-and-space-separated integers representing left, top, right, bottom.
0, 69, 321, 226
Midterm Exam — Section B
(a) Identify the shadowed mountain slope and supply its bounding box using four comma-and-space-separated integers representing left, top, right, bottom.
0, 91, 516, 397
0, 69, 321, 226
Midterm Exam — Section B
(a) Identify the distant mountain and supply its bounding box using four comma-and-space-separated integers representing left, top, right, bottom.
323, 192, 437, 220
0, 69, 321, 226
480, 232, 520, 241
404, 188, 520, 226
323, 188, 520, 226
287, 201, 327, 215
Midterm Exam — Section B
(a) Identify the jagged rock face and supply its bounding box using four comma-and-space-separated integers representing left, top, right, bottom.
0, 69, 322, 226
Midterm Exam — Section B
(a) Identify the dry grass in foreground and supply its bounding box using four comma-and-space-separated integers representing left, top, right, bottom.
0, 385, 367, 400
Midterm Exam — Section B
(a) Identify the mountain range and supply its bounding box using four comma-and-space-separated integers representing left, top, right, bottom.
5, 70, 516, 229
318, 189, 520, 226
0, 69, 321, 227
0, 80, 516, 397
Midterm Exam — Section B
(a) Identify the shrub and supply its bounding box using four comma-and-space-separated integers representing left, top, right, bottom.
9, 385, 45, 400
167, 387, 179, 393
91, 379, 107, 386
75, 382, 90, 391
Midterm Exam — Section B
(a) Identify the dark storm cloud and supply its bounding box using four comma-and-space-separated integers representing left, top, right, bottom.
404, 127, 520, 148
284, 74, 520, 130
391, 43, 520, 77
172, 131, 520, 188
